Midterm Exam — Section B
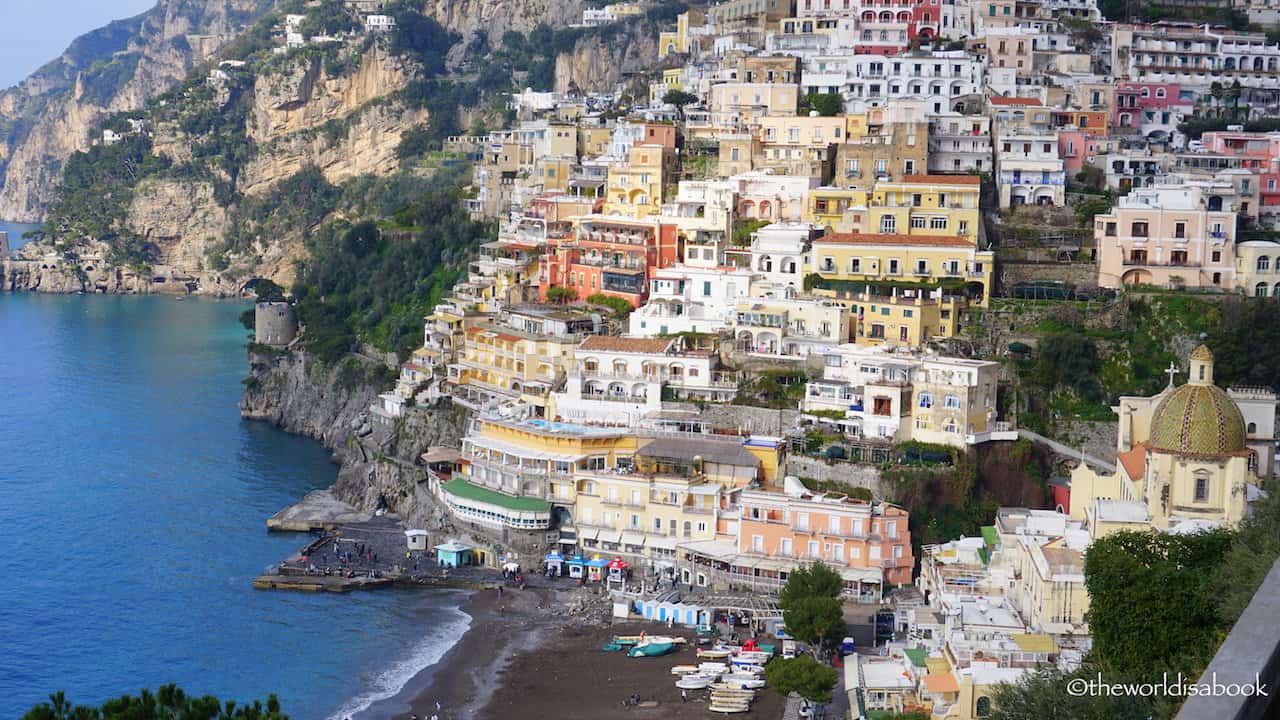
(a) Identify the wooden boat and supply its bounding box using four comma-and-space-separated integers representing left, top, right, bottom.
708, 702, 750, 713
670, 665, 700, 675
613, 635, 645, 646
698, 648, 732, 659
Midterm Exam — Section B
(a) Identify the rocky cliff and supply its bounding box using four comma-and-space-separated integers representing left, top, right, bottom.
240, 350, 470, 527
554, 19, 661, 94
423, 0, 585, 46
0, 0, 270, 222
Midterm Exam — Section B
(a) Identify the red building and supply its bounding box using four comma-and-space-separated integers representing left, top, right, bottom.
909, 0, 941, 41
540, 216, 681, 308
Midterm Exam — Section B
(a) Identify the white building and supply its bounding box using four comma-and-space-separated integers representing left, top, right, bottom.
928, 112, 992, 174
553, 336, 739, 425
994, 129, 1065, 207
365, 14, 395, 32
802, 344, 1003, 446
825, 51, 985, 115
629, 265, 757, 337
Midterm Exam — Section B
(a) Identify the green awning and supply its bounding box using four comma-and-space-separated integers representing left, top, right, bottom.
443, 478, 550, 512
904, 647, 928, 668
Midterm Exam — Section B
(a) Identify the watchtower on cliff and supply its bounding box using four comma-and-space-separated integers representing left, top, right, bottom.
255, 302, 298, 347
0, 231, 9, 257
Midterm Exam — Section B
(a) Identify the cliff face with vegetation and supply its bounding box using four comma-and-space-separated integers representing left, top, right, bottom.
0, 0, 271, 222
2, 0, 669, 298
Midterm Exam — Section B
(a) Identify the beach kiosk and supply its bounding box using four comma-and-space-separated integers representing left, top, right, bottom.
404, 529, 429, 552
567, 554, 587, 579
586, 555, 610, 582
544, 552, 565, 577
606, 557, 630, 589
434, 541, 473, 568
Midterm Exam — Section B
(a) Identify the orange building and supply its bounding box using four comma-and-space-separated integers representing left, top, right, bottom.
540, 215, 681, 307
737, 487, 914, 592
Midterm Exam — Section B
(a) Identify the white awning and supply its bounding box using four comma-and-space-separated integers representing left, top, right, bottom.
578, 527, 600, 541
621, 531, 646, 547
677, 539, 738, 561
648, 535, 677, 550
840, 567, 883, 584
465, 436, 588, 463
598, 529, 622, 545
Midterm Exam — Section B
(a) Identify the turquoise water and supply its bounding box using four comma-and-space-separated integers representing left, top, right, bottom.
0, 294, 468, 720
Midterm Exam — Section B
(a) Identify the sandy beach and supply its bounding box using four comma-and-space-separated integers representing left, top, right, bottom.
398, 585, 785, 720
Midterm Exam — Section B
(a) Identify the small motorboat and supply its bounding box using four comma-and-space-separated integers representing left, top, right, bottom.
708, 701, 751, 714
698, 648, 732, 659
670, 665, 700, 675
719, 674, 766, 689
734, 650, 772, 664
675, 674, 716, 690
697, 662, 729, 674
630, 636, 679, 657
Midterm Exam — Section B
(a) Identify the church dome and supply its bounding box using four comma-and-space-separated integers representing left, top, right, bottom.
1149, 383, 1247, 456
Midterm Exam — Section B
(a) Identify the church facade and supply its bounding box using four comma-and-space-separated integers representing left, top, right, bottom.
1068, 345, 1276, 539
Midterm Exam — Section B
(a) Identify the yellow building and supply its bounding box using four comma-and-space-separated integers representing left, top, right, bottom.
808, 232, 994, 342
574, 435, 770, 565
807, 186, 871, 232
836, 111, 930, 182
447, 308, 599, 411
650, 68, 686, 105
868, 175, 982, 245
1069, 345, 1267, 537
658, 9, 704, 57
604, 144, 673, 218
578, 126, 613, 157
461, 416, 641, 506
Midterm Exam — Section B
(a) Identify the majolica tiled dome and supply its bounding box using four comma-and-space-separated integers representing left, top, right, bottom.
1149, 381, 1247, 456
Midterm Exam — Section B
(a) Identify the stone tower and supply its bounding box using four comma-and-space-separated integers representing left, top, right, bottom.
254, 302, 298, 347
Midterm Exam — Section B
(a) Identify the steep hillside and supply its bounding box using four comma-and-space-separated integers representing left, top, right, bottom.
0, 0, 272, 222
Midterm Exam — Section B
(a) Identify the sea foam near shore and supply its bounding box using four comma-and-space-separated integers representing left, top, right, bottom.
330, 601, 472, 720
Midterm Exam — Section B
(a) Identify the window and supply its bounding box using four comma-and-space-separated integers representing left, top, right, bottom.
1258, 256, 1271, 272
881, 215, 897, 234
850, 258, 862, 273
919, 392, 934, 408
848, 159, 860, 174
959, 220, 969, 234
1174, 222, 1186, 239
870, 545, 882, 560
930, 217, 948, 229
945, 394, 961, 408
752, 535, 763, 552
911, 216, 928, 229
976, 696, 993, 717
876, 159, 888, 174
1194, 475, 1209, 502
1131, 221, 1149, 237
1212, 251, 1222, 262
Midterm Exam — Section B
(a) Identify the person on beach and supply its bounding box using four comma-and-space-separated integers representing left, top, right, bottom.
681, 689, 687, 703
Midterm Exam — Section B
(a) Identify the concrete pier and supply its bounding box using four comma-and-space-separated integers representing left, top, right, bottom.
266, 489, 373, 531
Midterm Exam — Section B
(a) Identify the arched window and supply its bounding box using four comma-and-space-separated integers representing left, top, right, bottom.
976, 696, 992, 717
1156, 87, 1166, 98
1256, 282, 1268, 298
1194, 472, 1210, 502
1248, 422, 1258, 434
1258, 255, 1271, 272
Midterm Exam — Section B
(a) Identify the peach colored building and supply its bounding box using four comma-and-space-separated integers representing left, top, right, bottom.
1094, 182, 1238, 289
736, 486, 914, 596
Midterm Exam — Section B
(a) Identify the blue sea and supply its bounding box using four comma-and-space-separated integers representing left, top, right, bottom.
0, 220, 40, 250
0, 293, 468, 720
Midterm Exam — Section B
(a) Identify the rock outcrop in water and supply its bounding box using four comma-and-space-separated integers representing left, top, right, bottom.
240, 350, 470, 528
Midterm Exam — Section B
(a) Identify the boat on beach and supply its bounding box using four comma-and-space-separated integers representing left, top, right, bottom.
698, 648, 732, 659
719, 674, 766, 689
675, 674, 716, 689
670, 665, 700, 675
630, 635, 681, 657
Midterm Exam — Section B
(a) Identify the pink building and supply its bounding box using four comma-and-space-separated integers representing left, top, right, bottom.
1198, 130, 1280, 172
1094, 183, 1238, 289
737, 487, 914, 593
1057, 129, 1105, 175
1113, 82, 1186, 131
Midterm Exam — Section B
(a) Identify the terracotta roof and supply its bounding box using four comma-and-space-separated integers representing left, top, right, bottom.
924, 673, 960, 694
579, 336, 675, 353
815, 232, 975, 248
900, 174, 981, 185
989, 95, 1044, 106
1118, 442, 1147, 481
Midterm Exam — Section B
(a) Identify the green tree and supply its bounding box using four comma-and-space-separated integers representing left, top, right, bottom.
23, 685, 288, 720
1085, 529, 1234, 682
545, 286, 577, 304
662, 89, 699, 119
779, 562, 846, 653
804, 93, 844, 116
1032, 332, 1104, 403
762, 656, 838, 703
988, 667, 1155, 720
586, 292, 633, 317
